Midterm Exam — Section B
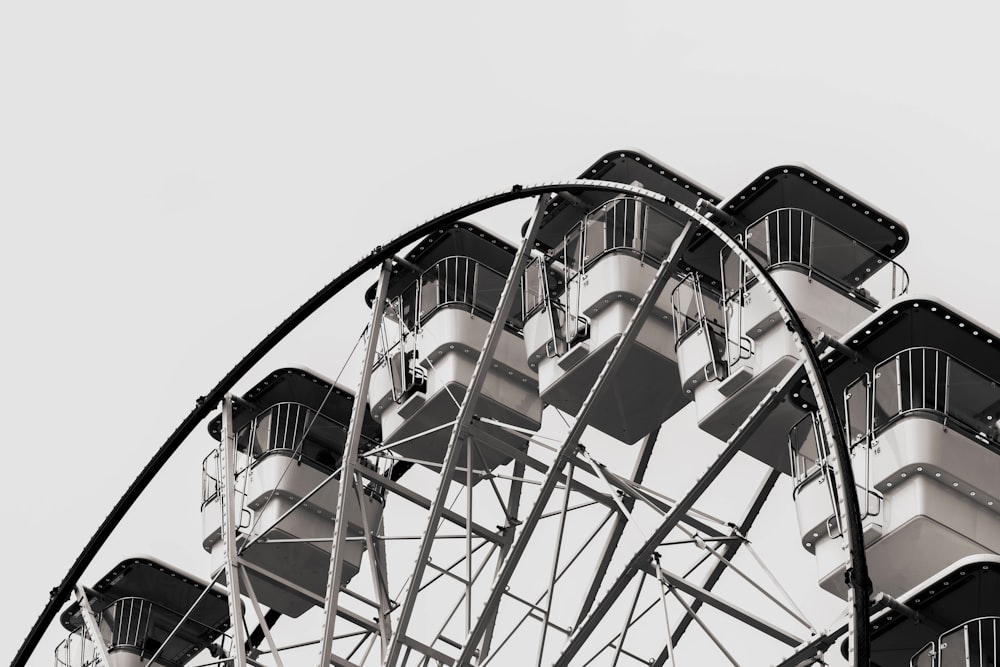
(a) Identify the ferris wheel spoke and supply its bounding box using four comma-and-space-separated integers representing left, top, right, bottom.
663, 585, 741, 667
354, 471, 393, 660
577, 427, 659, 628
479, 418, 726, 539
479, 509, 616, 667
237, 566, 285, 667
457, 218, 699, 667
219, 394, 249, 667
384, 194, 553, 666
644, 564, 802, 647
555, 368, 799, 666
319, 259, 394, 666
667, 469, 780, 651
356, 466, 504, 544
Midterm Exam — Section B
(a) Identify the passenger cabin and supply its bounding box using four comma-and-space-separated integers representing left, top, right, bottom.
366, 223, 541, 484
853, 555, 1000, 667
56, 557, 232, 667
521, 150, 720, 444
202, 367, 384, 617
674, 165, 910, 468
787, 298, 1000, 601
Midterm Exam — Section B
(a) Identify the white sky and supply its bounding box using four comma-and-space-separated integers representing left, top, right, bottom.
3, 3, 1000, 666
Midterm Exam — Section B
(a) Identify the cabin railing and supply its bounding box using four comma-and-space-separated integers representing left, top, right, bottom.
860, 347, 1000, 448
55, 597, 223, 667
742, 207, 909, 306
670, 273, 746, 382
202, 401, 370, 506
561, 196, 684, 277
374, 255, 523, 401
910, 615, 1000, 666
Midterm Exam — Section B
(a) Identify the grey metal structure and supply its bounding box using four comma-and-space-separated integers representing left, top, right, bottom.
28, 149, 1000, 667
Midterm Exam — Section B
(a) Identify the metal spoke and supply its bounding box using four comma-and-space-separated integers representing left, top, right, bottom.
238, 567, 286, 667
458, 218, 698, 667
319, 260, 393, 667
536, 460, 574, 666
555, 367, 799, 666
384, 194, 551, 665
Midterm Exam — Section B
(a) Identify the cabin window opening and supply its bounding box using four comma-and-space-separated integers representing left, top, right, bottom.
642, 205, 678, 259
865, 348, 1000, 447
521, 256, 547, 319
913, 616, 1000, 667
872, 357, 901, 432
743, 208, 908, 305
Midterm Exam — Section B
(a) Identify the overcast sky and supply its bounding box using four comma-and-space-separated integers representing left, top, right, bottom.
3, 4, 1000, 666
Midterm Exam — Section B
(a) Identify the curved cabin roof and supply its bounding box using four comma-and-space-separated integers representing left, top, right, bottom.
681, 163, 911, 284
525, 148, 722, 251
364, 222, 519, 306
725, 164, 909, 256
796, 295, 1000, 409
851, 555, 1000, 667
60, 556, 232, 666
207, 366, 382, 452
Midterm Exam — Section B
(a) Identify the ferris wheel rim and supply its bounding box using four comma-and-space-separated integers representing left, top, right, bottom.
12, 179, 680, 667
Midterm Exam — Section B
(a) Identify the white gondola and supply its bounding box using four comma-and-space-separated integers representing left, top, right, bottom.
201, 367, 384, 617
674, 165, 910, 470
367, 223, 541, 483
790, 298, 1000, 600
521, 151, 720, 444
55, 557, 231, 667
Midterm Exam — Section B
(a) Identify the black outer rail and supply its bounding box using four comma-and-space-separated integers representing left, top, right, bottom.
12, 179, 668, 667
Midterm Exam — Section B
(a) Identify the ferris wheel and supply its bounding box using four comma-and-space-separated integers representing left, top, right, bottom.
16, 150, 1000, 667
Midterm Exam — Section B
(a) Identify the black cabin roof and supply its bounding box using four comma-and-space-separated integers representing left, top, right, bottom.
796, 295, 1000, 406
60, 557, 231, 666
365, 222, 518, 306
681, 163, 910, 282
525, 148, 722, 251
207, 366, 382, 450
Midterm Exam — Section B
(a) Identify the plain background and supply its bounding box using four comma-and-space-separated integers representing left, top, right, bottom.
3, 3, 999, 665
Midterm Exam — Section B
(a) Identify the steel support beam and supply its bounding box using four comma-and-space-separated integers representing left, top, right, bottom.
74, 585, 112, 667
221, 394, 248, 667
13, 179, 671, 667
355, 466, 503, 544
665, 469, 780, 657
319, 260, 392, 667
649, 563, 802, 647
554, 368, 798, 666
383, 194, 552, 666
475, 421, 723, 538
576, 427, 659, 627
239, 567, 286, 667
680, 201, 870, 665
480, 459, 526, 657
455, 218, 697, 667
236, 558, 454, 666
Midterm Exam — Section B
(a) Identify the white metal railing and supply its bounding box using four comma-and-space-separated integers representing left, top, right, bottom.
788, 411, 881, 531
55, 597, 219, 667
202, 401, 356, 505
859, 347, 1000, 447
910, 615, 1000, 666
561, 196, 684, 275
671, 273, 726, 381
519, 196, 684, 357
375, 255, 520, 398
742, 207, 909, 305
